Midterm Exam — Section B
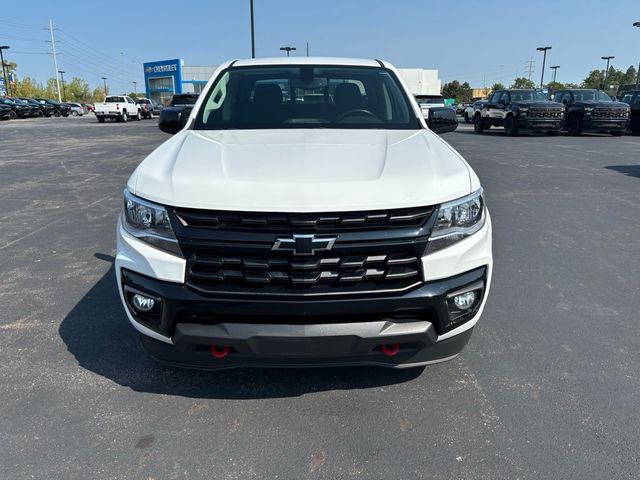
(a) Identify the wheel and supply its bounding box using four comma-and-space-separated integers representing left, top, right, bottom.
149, 111, 154, 119
54, 110, 61, 117
9, 111, 17, 120
37, 111, 44, 117
464, 112, 470, 123
610, 131, 624, 137
567, 115, 582, 135
71, 111, 79, 116
121, 110, 128, 122
505, 115, 518, 136
547, 130, 560, 136
97, 117, 105, 123
135, 110, 141, 121
473, 114, 485, 133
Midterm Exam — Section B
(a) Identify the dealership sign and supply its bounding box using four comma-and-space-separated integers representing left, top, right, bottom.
144, 64, 178, 74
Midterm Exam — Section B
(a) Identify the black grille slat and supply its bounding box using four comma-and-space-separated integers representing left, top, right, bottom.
186, 250, 421, 291
174, 206, 434, 232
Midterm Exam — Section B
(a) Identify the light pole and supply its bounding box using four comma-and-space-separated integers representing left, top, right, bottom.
0, 45, 10, 97
250, 0, 256, 58
58, 70, 66, 101
601, 56, 614, 90
634, 22, 640, 87
536, 46, 552, 88
132, 81, 137, 95
550, 65, 560, 85
280, 46, 296, 57
101, 77, 108, 96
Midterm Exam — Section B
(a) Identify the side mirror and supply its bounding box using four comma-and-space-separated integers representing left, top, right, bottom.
158, 106, 188, 134
427, 107, 458, 134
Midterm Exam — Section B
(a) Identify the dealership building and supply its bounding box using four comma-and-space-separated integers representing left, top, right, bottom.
143, 58, 440, 105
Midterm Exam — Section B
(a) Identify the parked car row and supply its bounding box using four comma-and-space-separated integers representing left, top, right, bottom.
461, 88, 634, 136
0, 97, 95, 121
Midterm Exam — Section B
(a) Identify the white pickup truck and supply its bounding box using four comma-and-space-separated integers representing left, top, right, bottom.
94, 96, 141, 123
116, 57, 492, 371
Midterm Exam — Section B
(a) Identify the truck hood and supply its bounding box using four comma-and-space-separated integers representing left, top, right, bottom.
129, 129, 474, 212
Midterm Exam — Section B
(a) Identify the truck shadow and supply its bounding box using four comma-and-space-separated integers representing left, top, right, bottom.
604, 165, 640, 179
58, 265, 425, 399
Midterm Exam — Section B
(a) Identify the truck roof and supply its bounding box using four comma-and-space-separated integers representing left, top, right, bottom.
231, 57, 386, 68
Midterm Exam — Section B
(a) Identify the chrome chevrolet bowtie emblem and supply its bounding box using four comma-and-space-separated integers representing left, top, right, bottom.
272, 234, 336, 256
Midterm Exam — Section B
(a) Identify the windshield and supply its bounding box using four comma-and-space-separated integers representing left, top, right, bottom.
137, 99, 151, 104
571, 90, 612, 102
415, 95, 444, 104
194, 65, 419, 130
509, 90, 549, 102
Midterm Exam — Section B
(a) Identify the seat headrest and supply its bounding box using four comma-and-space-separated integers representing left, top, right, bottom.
253, 84, 283, 106
334, 83, 362, 110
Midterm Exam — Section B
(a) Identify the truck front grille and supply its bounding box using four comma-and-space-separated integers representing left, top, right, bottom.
528, 108, 563, 118
187, 249, 421, 294
592, 108, 627, 119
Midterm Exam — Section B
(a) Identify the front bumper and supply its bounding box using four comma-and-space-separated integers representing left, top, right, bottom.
517, 117, 562, 131
121, 266, 486, 369
581, 117, 628, 131
115, 213, 492, 369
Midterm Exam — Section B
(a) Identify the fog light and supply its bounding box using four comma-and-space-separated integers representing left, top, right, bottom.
452, 291, 476, 310
132, 294, 155, 312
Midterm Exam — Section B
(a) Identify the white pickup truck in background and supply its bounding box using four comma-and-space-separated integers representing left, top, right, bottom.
94, 96, 141, 123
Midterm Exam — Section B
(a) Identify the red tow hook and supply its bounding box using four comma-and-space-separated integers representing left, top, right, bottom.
380, 344, 400, 356
210, 345, 231, 359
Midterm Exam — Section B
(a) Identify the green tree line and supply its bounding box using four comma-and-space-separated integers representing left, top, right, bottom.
2, 60, 135, 102
442, 64, 639, 100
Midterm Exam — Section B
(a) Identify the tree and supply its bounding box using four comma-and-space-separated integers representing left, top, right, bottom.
12, 77, 43, 97
91, 86, 106, 103
622, 65, 638, 86
547, 81, 565, 92
441, 80, 461, 99
582, 69, 604, 89
457, 82, 472, 102
65, 77, 90, 102
127, 92, 139, 100
511, 77, 536, 89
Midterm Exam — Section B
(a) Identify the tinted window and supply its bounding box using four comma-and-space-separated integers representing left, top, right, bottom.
137, 99, 151, 104
105, 96, 125, 102
570, 90, 612, 102
509, 90, 548, 102
194, 65, 418, 130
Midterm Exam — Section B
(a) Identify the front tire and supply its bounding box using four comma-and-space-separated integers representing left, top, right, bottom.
121, 110, 128, 122
505, 115, 518, 136
97, 117, 105, 123
135, 110, 141, 121
464, 112, 471, 123
54, 110, 61, 117
473, 114, 485, 133
9, 111, 17, 120
71, 111, 79, 116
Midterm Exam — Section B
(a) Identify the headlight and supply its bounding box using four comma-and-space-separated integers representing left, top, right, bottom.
584, 107, 594, 113
122, 190, 181, 255
426, 189, 485, 254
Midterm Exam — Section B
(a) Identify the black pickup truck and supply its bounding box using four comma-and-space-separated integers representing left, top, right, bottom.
473, 89, 564, 136
620, 90, 640, 134
552, 89, 629, 136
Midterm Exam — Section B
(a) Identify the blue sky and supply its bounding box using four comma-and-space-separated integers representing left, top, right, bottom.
2, 0, 640, 91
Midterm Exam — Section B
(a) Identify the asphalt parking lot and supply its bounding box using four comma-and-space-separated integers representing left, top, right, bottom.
1, 116, 639, 479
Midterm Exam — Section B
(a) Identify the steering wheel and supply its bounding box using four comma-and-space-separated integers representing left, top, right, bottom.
337, 109, 379, 122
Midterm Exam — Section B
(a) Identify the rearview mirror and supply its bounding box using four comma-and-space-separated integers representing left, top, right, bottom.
158, 107, 189, 134
427, 107, 458, 134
